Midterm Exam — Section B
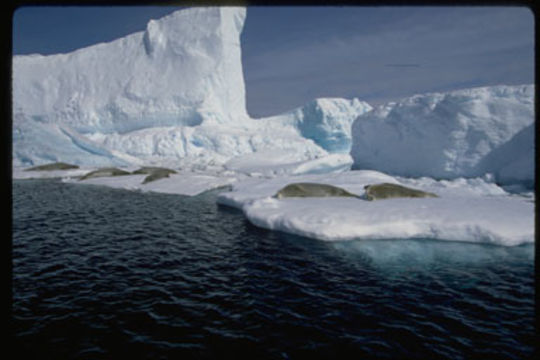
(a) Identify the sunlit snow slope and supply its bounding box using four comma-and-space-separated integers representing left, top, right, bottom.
351, 85, 534, 186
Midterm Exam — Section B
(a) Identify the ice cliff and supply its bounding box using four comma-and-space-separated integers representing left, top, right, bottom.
13, 7, 248, 132
12, 7, 370, 167
351, 85, 534, 186
12, 7, 534, 184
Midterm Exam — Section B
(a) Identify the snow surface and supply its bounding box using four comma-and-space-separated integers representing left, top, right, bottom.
13, 153, 354, 195
62, 172, 237, 197
351, 85, 535, 186
13, 166, 92, 180
224, 153, 353, 177
217, 170, 534, 246
14, 164, 237, 196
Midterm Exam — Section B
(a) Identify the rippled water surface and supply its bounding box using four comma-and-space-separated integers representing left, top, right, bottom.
12, 179, 535, 359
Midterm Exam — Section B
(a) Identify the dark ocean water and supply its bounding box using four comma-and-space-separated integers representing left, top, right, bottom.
12, 179, 535, 359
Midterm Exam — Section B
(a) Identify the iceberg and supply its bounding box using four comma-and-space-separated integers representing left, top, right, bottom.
12, 7, 371, 169
13, 8, 248, 132
13, 7, 248, 166
350, 85, 534, 186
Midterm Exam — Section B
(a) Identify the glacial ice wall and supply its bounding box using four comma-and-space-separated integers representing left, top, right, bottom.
13, 7, 248, 134
12, 6, 534, 179
12, 7, 370, 167
351, 85, 535, 185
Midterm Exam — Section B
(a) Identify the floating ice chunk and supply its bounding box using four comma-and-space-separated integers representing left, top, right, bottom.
217, 170, 398, 209
217, 171, 533, 246
13, 166, 94, 180
63, 171, 237, 196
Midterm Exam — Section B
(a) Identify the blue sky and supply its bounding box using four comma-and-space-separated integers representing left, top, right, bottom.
13, 6, 534, 117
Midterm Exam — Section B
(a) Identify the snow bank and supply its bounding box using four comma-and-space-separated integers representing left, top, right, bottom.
217, 170, 534, 246
351, 85, 534, 186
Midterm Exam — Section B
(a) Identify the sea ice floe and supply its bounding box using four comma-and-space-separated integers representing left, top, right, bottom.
64, 171, 238, 196
15, 162, 534, 245
217, 170, 534, 246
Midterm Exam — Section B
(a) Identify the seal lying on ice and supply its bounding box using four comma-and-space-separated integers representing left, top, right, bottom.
79, 167, 130, 181
364, 183, 438, 201
274, 182, 358, 199
132, 167, 177, 184
25, 162, 79, 171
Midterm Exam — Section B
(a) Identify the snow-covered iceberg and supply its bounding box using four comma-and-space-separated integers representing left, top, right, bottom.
351, 85, 534, 186
13, 7, 248, 132
13, 7, 248, 166
12, 7, 371, 168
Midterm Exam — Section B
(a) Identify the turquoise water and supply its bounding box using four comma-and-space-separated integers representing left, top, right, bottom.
12, 179, 535, 359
